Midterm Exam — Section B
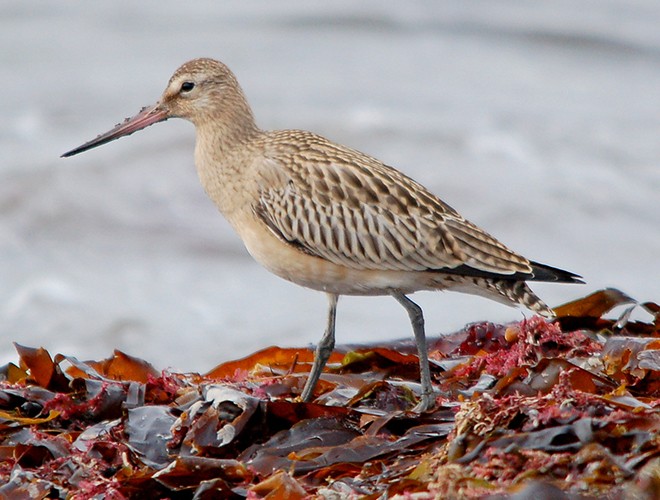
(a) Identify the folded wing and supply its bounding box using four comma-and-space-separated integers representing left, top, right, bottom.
255, 133, 551, 280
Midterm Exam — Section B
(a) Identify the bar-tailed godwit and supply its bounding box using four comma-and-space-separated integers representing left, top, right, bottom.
63, 58, 582, 411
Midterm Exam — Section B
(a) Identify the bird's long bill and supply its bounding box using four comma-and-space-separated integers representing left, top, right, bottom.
61, 104, 168, 157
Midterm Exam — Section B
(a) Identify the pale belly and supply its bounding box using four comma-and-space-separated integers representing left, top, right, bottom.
233, 215, 444, 296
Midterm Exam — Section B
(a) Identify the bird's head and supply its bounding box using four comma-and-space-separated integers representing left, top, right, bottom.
62, 58, 255, 158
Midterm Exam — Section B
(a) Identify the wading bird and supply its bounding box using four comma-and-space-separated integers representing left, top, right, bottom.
63, 58, 581, 411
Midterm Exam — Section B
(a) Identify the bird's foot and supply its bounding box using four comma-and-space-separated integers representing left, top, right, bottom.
412, 391, 436, 413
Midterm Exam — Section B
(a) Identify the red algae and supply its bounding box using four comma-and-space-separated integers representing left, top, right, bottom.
42, 382, 117, 421
451, 316, 602, 381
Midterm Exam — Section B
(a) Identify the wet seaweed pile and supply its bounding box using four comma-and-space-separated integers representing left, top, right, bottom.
0, 289, 658, 499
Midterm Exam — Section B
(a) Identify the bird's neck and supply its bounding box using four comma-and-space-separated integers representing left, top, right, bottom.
193, 109, 263, 220
195, 97, 259, 153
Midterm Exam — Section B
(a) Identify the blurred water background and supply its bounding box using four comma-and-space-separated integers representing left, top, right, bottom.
1, 1, 658, 370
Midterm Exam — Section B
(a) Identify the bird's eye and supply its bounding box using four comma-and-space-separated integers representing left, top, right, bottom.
180, 81, 195, 93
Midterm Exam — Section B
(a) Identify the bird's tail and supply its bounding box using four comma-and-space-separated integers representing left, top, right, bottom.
457, 278, 555, 318
491, 280, 554, 318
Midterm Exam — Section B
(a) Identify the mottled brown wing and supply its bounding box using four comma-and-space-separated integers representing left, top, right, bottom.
255, 132, 533, 276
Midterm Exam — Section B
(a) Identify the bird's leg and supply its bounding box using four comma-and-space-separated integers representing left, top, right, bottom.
390, 291, 435, 412
300, 293, 339, 402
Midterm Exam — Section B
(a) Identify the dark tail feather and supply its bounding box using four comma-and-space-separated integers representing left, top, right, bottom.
529, 261, 584, 284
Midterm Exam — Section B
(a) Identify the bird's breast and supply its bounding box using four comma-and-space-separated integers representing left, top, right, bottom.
194, 146, 254, 219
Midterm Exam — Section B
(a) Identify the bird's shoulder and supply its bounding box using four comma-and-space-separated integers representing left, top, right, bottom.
253, 129, 459, 218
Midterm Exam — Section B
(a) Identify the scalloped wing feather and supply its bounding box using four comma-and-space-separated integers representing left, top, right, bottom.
255, 131, 534, 277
